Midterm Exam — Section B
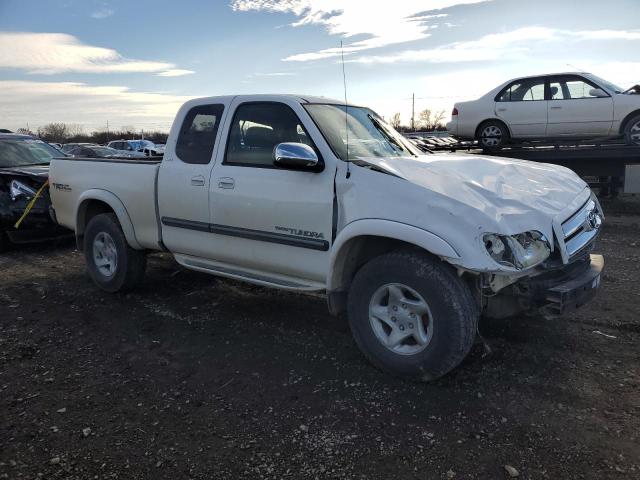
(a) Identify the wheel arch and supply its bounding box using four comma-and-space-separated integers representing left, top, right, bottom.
75, 190, 141, 251
326, 220, 460, 315
619, 109, 640, 134
475, 118, 512, 140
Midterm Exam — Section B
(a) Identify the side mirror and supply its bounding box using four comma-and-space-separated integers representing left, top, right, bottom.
589, 88, 608, 98
273, 142, 320, 171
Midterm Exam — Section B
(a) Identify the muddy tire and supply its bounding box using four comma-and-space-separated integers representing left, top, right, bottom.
347, 250, 478, 381
624, 114, 640, 146
83, 213, 146, 293
477, 120, 509, 151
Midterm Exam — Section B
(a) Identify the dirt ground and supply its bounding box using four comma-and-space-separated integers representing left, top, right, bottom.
0, 200, 638, 480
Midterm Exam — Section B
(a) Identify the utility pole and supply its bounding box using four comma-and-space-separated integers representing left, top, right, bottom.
106, 120, 109, 142
411, 93, 415, 131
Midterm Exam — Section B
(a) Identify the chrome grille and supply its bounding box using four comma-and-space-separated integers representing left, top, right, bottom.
561, 198, 602, 258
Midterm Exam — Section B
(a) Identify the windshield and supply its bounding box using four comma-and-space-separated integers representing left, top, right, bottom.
587, 74, 624, 94
0, 139, 60, 168
304, 104, 421, 160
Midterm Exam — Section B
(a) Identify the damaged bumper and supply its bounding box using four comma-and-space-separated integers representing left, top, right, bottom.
526, 254, 604, 315
484, 254, 604, 318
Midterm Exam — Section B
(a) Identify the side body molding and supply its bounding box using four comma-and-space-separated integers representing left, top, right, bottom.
75, 189, 142, 250
327, 219, 460, 292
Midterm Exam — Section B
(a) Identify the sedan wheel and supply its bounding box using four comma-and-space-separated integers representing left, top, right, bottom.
480, 125, 504, 148
628, 119, 640, 145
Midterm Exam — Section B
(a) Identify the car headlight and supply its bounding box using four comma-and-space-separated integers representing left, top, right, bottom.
483, 231, 551, 270
10, 180, 37, 201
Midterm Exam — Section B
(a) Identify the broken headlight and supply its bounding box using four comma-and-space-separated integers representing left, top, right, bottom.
10, 180, 37, 201
483, 231, 551, 270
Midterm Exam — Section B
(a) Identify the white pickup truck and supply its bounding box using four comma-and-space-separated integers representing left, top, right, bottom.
49, 94, 604, 381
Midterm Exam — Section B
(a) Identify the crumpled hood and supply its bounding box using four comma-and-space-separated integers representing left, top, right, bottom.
0, 164, 50, 181
358, 153, 587, 222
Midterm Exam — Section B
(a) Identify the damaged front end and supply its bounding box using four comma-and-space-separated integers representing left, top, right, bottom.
0, 173, 70, 245
480, 198, 604, 318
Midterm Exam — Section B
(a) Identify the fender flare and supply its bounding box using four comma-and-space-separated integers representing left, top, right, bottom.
619, 109, 640, 134
327, 219, 459, 292
75, 189, 142, 250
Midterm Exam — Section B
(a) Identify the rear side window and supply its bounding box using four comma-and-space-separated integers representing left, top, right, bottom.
497, 78, 546, 102
175, 104, 224, 164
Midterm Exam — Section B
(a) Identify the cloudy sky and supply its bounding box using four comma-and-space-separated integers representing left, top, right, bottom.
1, 0, 639, 132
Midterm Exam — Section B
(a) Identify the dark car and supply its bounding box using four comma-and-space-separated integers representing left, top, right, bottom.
0, 134, 71, 250
67, 145, 122, 158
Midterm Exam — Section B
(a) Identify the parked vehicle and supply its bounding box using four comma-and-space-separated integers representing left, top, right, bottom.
49, 95, 604, 381
0, 129, 12, 134
0, 134, 70, 250
62, 143, 99, 154
67, 145, 128, 158
107, 139, 164, 157
447, 72, 640, 150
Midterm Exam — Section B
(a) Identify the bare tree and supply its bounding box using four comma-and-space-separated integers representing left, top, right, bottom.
418, 109, 447, 130
390, 112, 401, 129
37, 123, 69, 143
16, 127, 35, 136
418, 109, 432, 130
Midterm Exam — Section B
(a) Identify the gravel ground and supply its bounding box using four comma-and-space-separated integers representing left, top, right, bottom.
0, 200, 639, 479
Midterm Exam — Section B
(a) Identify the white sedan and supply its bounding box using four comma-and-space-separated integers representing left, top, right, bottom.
447, 72, 640, 150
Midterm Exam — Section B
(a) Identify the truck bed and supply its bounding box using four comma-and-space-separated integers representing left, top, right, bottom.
49, 156, 162, 250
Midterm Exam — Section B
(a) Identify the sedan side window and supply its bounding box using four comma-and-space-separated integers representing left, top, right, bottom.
224, 102, 316, 168
497, 78, 545, 102
548, 76, 607, 100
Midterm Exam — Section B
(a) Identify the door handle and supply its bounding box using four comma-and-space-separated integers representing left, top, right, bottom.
497, 108, 507, 112
191, 175, 205, 186
550, 106, 562, 110
218, 177, 235, 189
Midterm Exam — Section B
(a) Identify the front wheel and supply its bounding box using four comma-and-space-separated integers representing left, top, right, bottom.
624, 114, 640, 146
347, 251, 479, 381
477, 120, 509, 151
83, 213, 146, 292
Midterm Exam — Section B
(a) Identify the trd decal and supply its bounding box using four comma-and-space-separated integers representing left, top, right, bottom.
52, 183, 72, 192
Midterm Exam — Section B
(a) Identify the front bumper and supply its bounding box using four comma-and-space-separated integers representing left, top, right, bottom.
526, 254, 604, 315
2, 205, 72, 244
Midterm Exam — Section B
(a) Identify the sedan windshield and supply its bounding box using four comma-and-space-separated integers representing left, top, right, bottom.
304, 104, 420, 160
0, 139, 60, 168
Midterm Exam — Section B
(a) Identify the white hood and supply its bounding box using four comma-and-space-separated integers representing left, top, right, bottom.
358, 153, 587, 220
339, 153, 592, 272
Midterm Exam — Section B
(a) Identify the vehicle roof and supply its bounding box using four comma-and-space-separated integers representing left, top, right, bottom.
188, 94, 355, 106
0, 133, 38, 141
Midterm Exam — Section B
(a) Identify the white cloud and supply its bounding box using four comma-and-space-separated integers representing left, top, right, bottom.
0, 32, 194, 76
91, 8, 114, 19
231, 0, 490, 61
0, 80, 193, 131
351, 27, 640, 64
156, 69, 196, 77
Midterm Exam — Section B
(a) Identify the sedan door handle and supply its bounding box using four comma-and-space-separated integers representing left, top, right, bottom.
191, 175, 205, 186
218, 177, 235, 189
497, 108, 507, 112
550, 106, 562, 110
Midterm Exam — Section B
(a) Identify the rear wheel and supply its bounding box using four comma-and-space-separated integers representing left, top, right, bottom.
83, 213, 146, 292
624, 114, 640, 146
477, 120, 509, 151
347, 250, 479, 381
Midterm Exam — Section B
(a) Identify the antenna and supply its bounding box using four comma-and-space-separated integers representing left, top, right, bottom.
340, 41, 351, 178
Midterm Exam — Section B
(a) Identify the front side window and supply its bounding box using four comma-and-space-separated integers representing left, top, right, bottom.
175, 104, 224, 164
549, 76, 607, 100
224, 102, 315, 167
497, 78, 546, 102
303, 104, 420, 160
